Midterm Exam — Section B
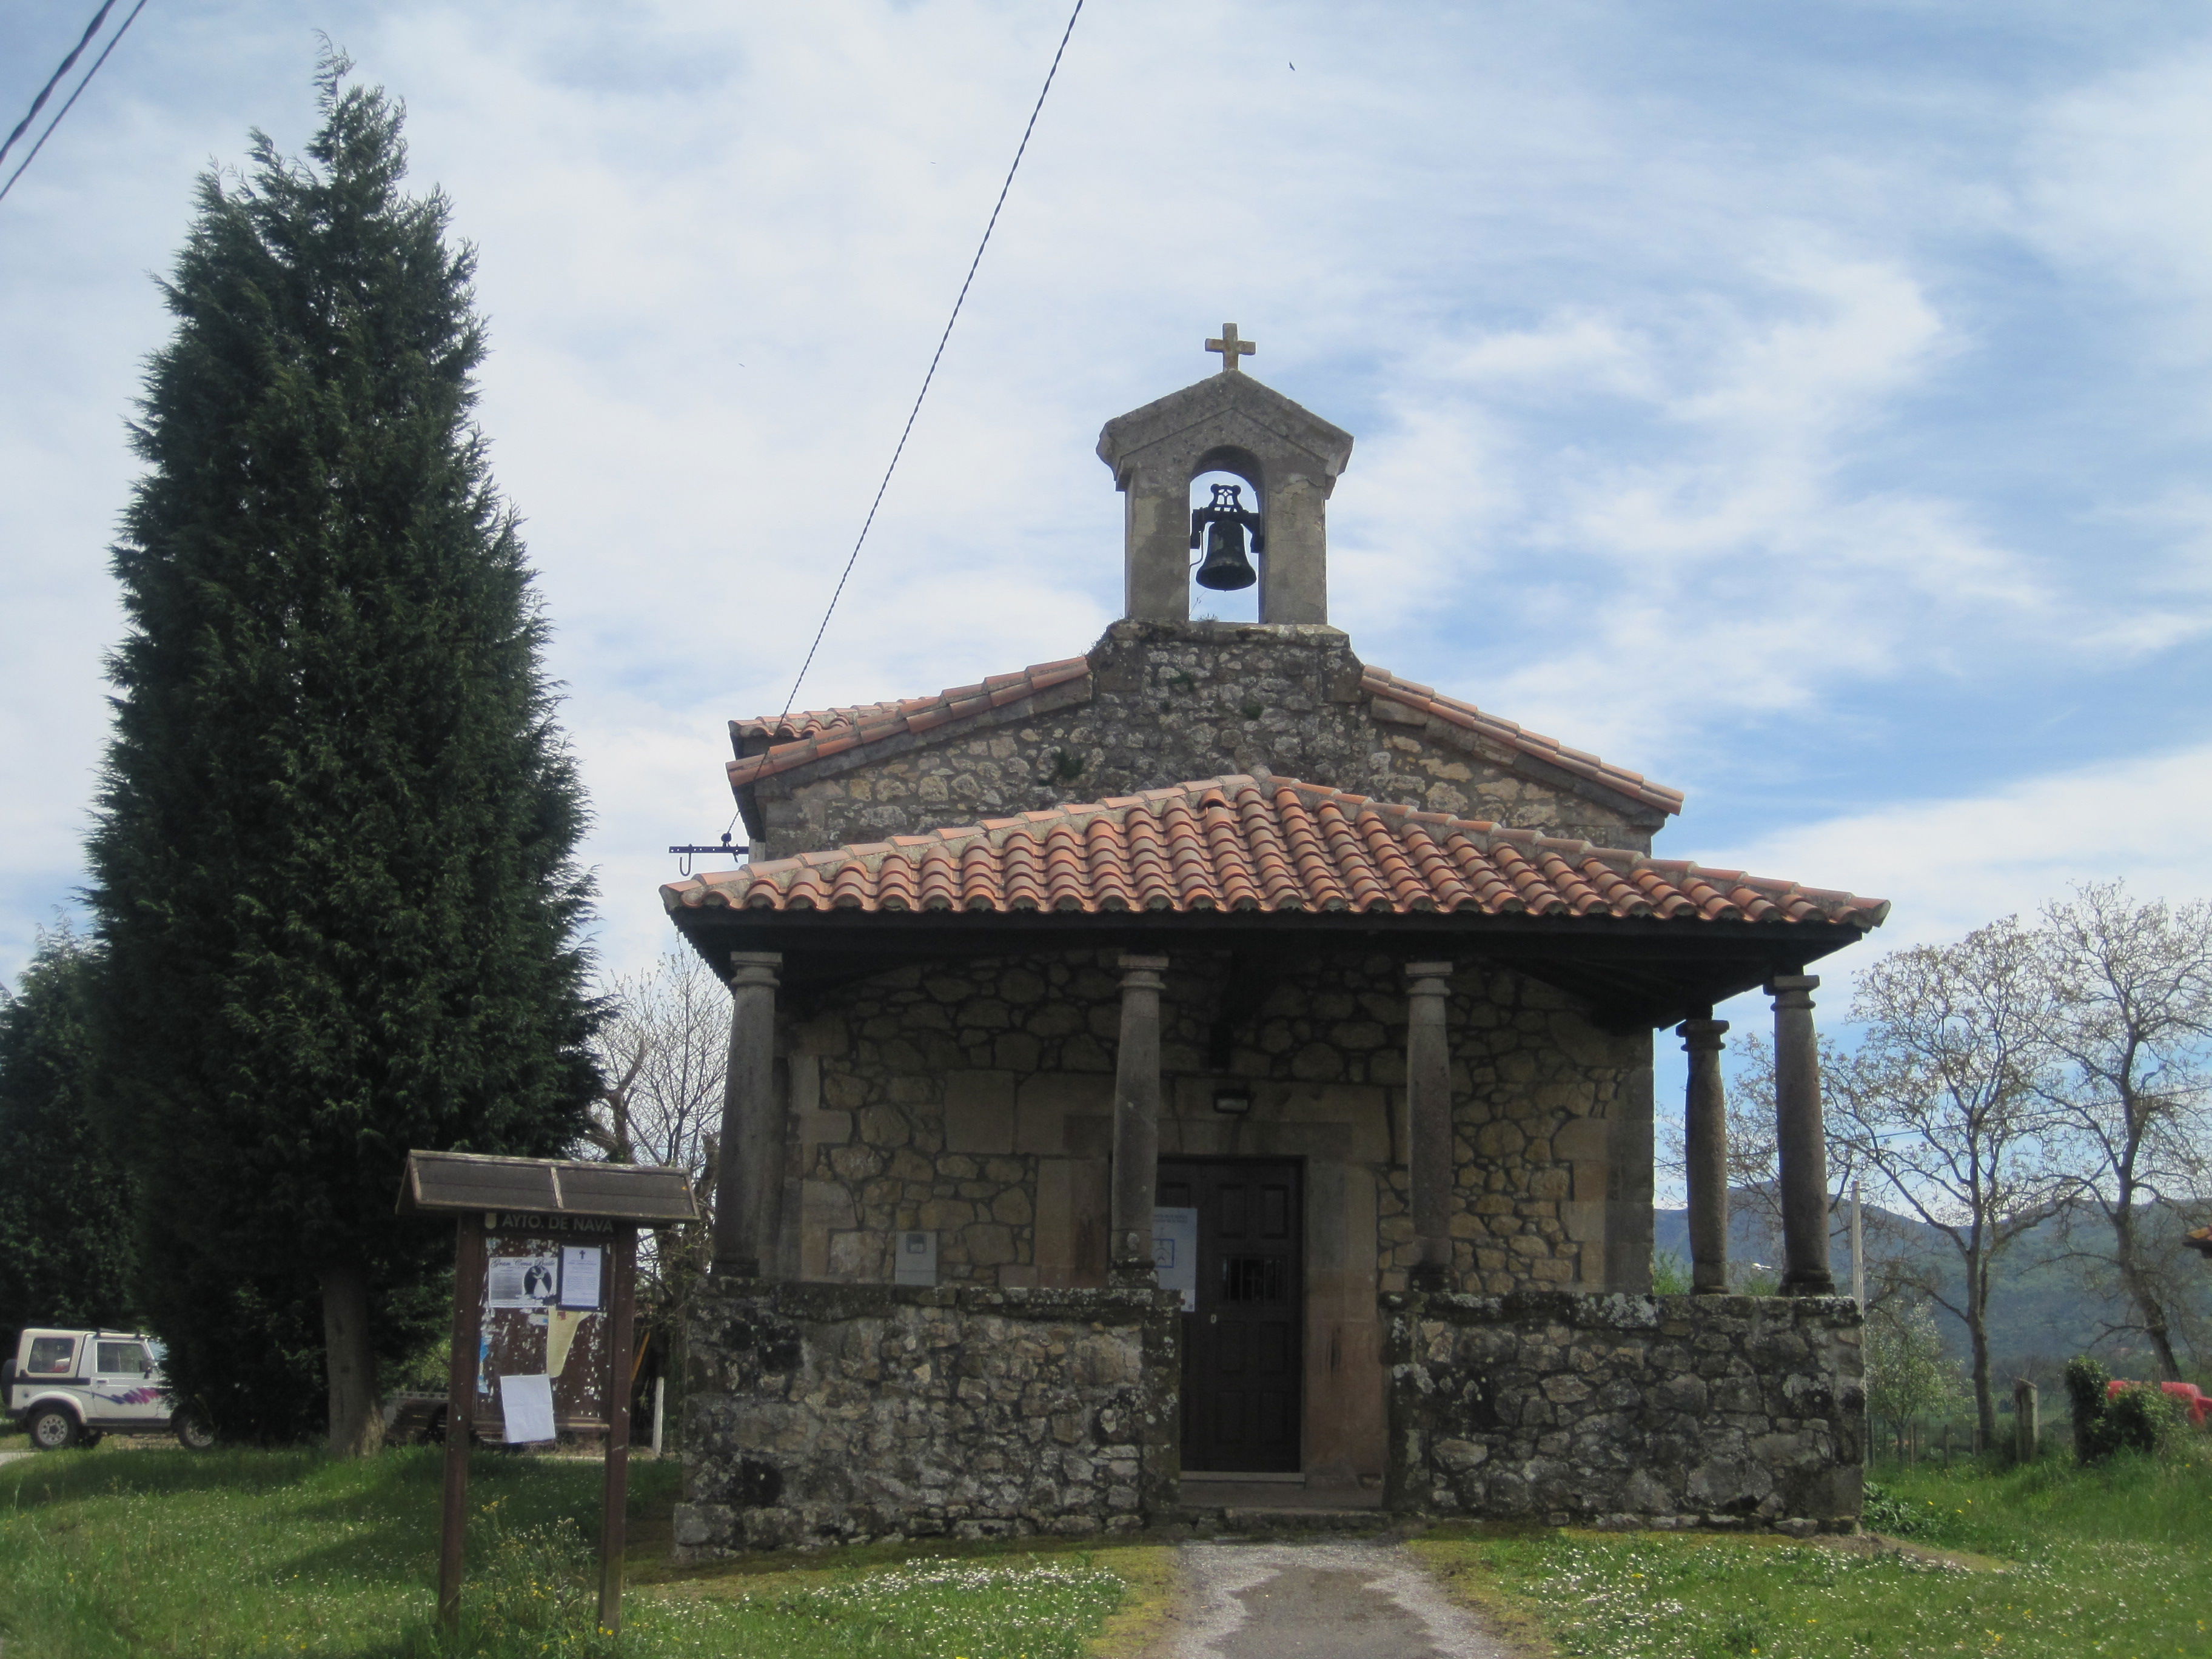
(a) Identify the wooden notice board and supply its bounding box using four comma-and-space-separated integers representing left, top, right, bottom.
398, 1150, 697, 1638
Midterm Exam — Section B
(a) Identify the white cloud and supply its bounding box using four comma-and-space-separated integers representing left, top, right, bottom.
2024, 36, 2212, 360
1708, 740, 2212, 959
9, 2, 2212, 991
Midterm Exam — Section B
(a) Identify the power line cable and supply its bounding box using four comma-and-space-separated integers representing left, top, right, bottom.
775, 0, 1087, 723
0, 0, 120, 172
0, 0, 149, 207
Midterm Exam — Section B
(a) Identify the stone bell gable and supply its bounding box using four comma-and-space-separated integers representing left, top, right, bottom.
1095, 357, 1354, 625
730, 621, 1683, 862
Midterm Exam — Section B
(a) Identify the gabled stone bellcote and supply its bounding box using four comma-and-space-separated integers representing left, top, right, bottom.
1096, 336, 1355, 626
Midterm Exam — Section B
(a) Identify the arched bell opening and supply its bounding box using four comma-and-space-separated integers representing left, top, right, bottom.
1187, 447, 1264, 623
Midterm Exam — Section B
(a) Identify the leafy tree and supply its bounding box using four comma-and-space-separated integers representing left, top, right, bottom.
87, 56, 597, 1450
0, 927, 137, 1342
2031, 883, 2212, 1379
1863, 1300, 1963, 1458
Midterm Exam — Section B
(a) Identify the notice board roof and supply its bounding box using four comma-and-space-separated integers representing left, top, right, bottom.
400, 1150, 699, 1225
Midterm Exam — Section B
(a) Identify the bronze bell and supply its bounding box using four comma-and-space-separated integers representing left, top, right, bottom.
1190, 482, 1263, 591
1195, 517, 1257, 591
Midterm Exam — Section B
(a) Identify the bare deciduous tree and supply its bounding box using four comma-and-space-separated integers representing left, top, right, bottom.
583, 948, 728, 1320
1829, 917, 2069, 1444
2031, 883, 2212, 1379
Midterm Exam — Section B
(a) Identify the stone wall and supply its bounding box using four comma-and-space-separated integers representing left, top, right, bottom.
786, 948, 1648, 1299
744, 621, 1665, 860
675, 1281, 1179, 1557
1384, 1291, 1864, 1532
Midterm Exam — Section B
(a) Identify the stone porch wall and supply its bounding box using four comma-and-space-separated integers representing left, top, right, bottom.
786, 950, 1647, 1297
746, 622, 1664, 860
1384, 1292, 1864, 1532
676, 1281, 1180, 1558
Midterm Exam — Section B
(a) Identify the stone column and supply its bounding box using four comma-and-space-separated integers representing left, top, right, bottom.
1110, 953, 1170, 1287
1768, 973, 1835, 1296
1406, 962, 1455, 1293
1678, 1015, 1731, 1295
712, 951, 783, 1279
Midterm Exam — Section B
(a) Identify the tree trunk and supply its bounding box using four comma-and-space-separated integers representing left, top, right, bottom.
2111, 1202, 2183, 1381
1968, 1254, 1997, 1447
321, 1265, 384, 1458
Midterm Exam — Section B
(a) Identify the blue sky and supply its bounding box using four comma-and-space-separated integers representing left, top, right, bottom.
6, 0, 2212, 1052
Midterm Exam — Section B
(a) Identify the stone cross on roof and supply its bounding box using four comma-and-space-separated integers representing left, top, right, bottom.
1205, 323, 1255, 373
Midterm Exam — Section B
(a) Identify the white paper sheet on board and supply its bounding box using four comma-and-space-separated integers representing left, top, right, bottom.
1153, 1207, 1199, 1313
500, 1373, 557, 1444
488, 1253, 559, 1309
559, 1245, 603, 1310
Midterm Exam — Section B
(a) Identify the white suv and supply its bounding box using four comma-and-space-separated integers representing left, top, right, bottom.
2, 1328, 213, 1450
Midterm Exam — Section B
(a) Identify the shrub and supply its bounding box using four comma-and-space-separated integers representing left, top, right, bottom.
2065, 1354, 2110, 1464
1859, 1478, 1926, 1536
2066, 1354, 2192, 1462
2102, 1384, 2190, 1458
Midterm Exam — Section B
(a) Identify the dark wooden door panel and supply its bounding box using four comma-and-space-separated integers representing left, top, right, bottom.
1162, 1158, 1302, 1473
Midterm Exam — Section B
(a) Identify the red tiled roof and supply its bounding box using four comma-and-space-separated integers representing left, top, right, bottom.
726, 652, 1680, 814
1359, 667, 1683, 816
728, 657, 1091, 787
663, 775, 1886, 927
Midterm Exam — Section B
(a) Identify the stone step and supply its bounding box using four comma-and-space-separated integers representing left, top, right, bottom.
1179, 1505, 1398, 1532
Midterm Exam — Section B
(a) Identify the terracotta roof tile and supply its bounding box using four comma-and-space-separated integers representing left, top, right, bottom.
663, 775, 1885, 930
729, 657, 1091, 785
723, 652, 1680, 816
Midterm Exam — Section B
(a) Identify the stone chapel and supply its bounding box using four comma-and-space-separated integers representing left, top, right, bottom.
665, 331, 1882, 1555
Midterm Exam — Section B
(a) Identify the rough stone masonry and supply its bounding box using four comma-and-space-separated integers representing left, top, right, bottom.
736, 622, 1673, 862
1386, 1290, 1865, 1532
677, 1281, 1180, 1558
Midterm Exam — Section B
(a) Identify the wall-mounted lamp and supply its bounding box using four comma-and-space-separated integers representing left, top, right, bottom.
1213, 1089, 1252, 1116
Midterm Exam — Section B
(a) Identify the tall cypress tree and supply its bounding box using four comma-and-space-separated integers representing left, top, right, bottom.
88, 56, 598, 1450
0, 928, 138, 1346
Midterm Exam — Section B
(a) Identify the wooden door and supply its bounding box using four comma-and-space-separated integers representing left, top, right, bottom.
1159, 1159, 1302, 1472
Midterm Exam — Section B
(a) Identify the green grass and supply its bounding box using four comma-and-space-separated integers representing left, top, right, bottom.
0, 1445, 1132, 1659
1412, 1450, 2212, 1659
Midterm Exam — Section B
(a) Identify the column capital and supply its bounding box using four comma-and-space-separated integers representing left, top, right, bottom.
729, 951, 782, 989
1677, 1017, 1730, 1053
1765, 973, 1818, 1008
1118, 952, 1168, 989
1404, 960, 1455, 988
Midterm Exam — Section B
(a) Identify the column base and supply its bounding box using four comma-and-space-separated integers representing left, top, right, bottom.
1408, 1262, 1449, 1293
712, 1255, 764, 1281
1781, 1272, 1837, 1298
1108, 1262, 1159, 1290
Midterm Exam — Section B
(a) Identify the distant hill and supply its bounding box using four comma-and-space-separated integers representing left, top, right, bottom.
1652, 1195, 2211, 1383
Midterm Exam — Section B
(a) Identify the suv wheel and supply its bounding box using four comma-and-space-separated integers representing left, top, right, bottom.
25, 1405, 79, 1450
172, 1409, 216, 1450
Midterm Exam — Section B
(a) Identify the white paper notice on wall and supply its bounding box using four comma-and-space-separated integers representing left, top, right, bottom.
559, 1245, 602, 1310
893, 1230, 938, 1287
500, 1372, 557, 1444
1154, 1207, 1199, 1312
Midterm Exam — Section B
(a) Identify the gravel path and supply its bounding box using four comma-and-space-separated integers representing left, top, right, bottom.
1159, 1540, 1518, 1659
